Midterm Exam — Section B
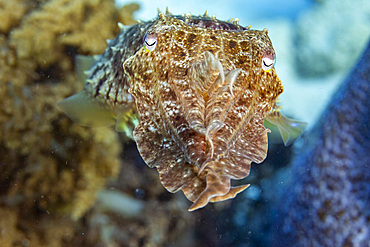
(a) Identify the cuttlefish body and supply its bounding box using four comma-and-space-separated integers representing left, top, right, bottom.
58, 11, 306, 211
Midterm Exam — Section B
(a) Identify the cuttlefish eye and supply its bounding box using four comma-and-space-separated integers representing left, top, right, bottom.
143, 32, 157, 52
261, 52, 276, 72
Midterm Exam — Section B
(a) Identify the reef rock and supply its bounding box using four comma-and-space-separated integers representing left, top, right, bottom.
271, 41, 370, 247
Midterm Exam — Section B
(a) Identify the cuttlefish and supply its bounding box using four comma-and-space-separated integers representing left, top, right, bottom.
58, 11, 306, 211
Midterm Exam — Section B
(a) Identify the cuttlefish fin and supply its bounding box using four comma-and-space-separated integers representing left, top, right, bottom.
265, 110, 307, 146
57, 90, 116, 128
75, 55, 96, 83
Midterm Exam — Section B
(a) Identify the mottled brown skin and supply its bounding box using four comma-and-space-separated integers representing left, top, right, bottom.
121, 13, 283, 211
83, 13, 283, 211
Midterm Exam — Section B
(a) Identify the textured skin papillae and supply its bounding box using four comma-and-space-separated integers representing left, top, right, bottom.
77, 13, 283, 210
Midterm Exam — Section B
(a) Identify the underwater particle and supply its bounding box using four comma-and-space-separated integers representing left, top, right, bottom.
134, 188, 146, 199
58, 11, 307, 211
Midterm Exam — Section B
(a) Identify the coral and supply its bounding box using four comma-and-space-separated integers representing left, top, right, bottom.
0, 0, 140, 246
0, 0, 32, 34
9, 0, 139, 68
0, 207, 79, 247
294, 0, 370, 77
271, 42, 370, 246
